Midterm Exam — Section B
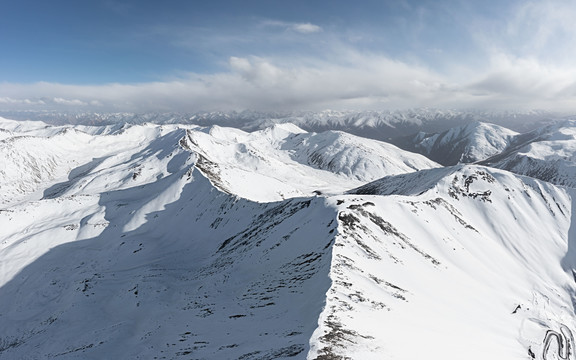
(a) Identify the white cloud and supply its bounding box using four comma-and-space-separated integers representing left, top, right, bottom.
0, 97, 45, 105
461, 53, 576, 110
53, 98, 88, 106
467, 0, 576, 68
2, 49, 576, 113
0, 95, 93, 108
5, 1, 576, 114
261, 20, 322, 34
507, 0, 576, 53
292, 23, 322, 34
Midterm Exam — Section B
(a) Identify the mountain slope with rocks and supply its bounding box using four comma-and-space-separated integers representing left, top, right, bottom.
1, 118, 575, 359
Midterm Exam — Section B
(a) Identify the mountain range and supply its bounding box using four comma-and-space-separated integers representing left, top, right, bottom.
1, 115, 576, 359
0, 108, 563, 138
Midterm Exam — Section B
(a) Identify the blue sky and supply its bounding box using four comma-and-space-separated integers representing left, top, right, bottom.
2, 0, 576, 112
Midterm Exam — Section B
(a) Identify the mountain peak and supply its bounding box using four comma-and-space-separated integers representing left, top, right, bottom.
393, 121, 518, 165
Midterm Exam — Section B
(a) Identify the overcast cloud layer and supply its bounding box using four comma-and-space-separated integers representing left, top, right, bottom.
2, 0, 576, 113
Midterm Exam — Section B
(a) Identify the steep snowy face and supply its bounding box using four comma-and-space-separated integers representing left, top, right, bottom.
397, 121, 518, 165
0, 117, 51, 134
0, 130, 89, 204
311, 165, 576, 359
483, 120, 576, 188
0, 168, 339, 359
397, 119, 576, 189
283, 129, 438, 180
0, 121, 192, 206
0, 120, 340, 359
181, 123, 439, 202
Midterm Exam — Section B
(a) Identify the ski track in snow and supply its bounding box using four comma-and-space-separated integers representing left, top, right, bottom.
1, 117, 576, 359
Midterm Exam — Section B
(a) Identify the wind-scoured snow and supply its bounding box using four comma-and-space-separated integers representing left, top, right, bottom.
1, 119, 576, 359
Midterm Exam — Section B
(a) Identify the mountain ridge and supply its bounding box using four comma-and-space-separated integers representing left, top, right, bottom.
1, 118, 576, 359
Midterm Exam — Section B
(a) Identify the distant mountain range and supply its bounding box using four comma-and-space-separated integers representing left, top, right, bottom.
393, 119, 576, 189
480, 120, 576, 188
0, 108, 565, 138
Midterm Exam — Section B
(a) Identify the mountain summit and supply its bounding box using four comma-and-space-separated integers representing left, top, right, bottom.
394, 121, 518, 165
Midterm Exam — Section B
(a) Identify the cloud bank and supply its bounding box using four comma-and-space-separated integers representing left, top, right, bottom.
2, 51, 576, 113
3, 1, 576, 113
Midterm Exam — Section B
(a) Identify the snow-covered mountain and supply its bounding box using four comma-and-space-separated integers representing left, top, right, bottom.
393, 121, 518, 165
0, 108, 560, 139
480, 120, 576, 188
180, 123, 438, 201
392, 119, 576, 189
1, 117, 576, 359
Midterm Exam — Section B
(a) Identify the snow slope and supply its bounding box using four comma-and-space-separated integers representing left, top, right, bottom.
1, 120, 576, 359
0, 170, 337, 359
181, 123, 438, 201
0, 121, 337, 359
0, 119, 196, 206
482, 120, 576, 188
310, 165, 576, 359
395, 121, 518, 165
